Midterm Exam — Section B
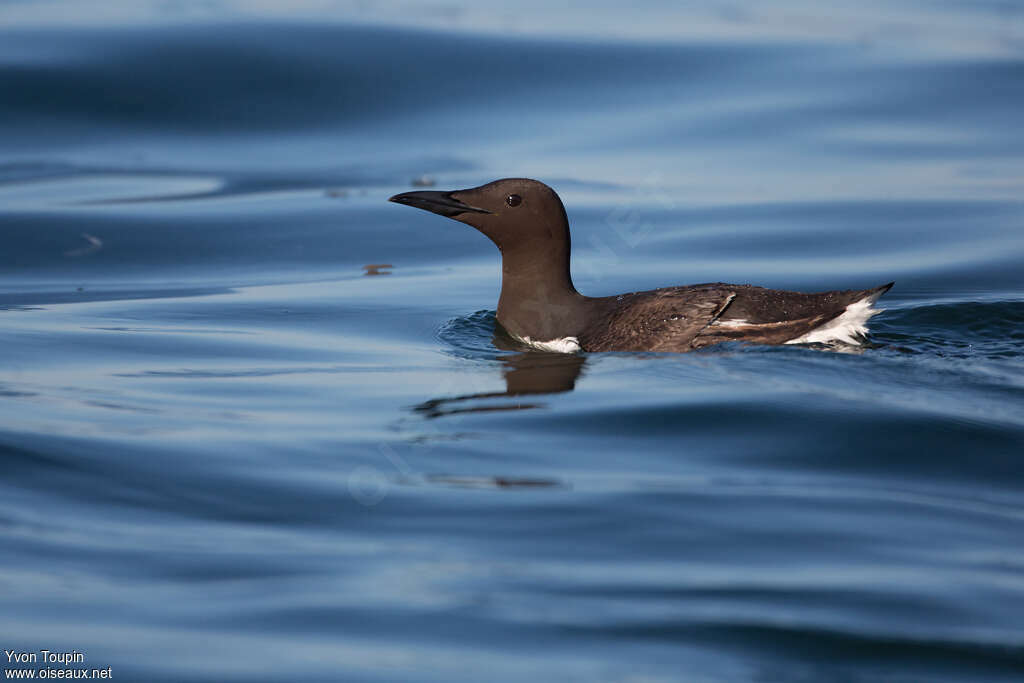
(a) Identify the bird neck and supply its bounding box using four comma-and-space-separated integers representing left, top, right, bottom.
496, 239, 584, 342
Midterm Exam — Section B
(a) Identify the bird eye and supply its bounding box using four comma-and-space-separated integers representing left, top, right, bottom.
506, 194, 522, 207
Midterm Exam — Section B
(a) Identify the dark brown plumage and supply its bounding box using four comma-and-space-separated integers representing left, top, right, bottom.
389, 178, 893, 353
579, 282, 893, 352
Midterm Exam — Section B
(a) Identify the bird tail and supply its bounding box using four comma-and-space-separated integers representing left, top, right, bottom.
862, 281, 895, 305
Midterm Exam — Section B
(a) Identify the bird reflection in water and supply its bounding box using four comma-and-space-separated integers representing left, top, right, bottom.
413, 332, 585, 419
408, 329, 580, 491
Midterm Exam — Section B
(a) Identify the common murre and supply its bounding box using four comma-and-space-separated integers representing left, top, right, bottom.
390, 178, 893, 353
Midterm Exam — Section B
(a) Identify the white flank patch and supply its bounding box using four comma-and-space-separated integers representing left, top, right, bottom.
785, 298, 882, 346
515, 334, 581, 353
711, 318, 749, 328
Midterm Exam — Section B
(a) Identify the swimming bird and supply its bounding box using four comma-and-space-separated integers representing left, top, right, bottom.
389, 178, 893, 353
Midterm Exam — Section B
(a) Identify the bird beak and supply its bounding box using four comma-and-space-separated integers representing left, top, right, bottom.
388, 190, 491, 218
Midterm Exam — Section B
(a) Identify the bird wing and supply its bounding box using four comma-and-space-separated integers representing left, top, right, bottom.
691, 281, 894, 347
711, 282, 892, 324
580, 286, 736, 352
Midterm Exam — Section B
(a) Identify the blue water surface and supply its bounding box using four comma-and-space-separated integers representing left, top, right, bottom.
1, 2, 1023, 681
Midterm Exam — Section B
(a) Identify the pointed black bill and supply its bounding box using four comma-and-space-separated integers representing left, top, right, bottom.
388, 190, 491, 218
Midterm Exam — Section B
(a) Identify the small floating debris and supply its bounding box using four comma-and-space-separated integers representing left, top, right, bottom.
363, 263, 393, 276
410, 175, 435, 187
325, 188, 349, 198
